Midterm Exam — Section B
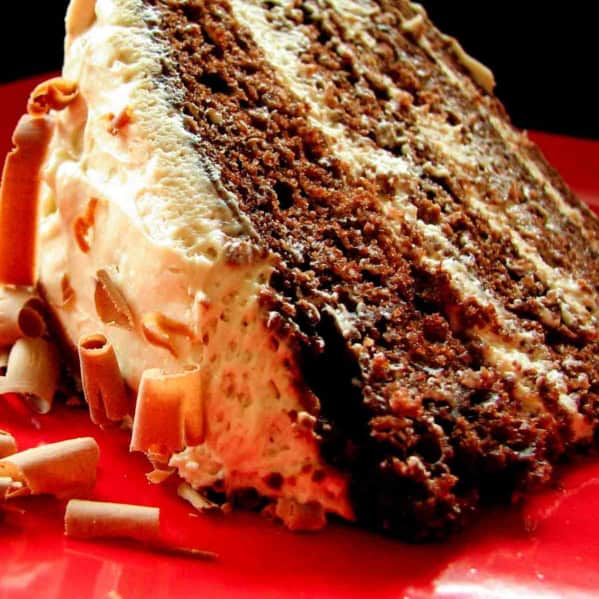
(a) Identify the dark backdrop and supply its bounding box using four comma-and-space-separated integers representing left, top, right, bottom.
1, 1, 597, 139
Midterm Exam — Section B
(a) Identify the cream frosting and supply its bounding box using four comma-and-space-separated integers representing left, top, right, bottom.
39, 0, 351, 519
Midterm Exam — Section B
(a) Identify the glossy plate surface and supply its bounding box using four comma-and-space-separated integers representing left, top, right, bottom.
1, 76, 599, 599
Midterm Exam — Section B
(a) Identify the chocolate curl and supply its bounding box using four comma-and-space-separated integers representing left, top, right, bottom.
66, 0, 96, 37
177, 482, 223, 515
78, 333, 130, 426
65, 499, 160, 544
141, 312, 194, 357
130, 366, 203, 457
64, 499, 218, 560
27, 78, 79, 117
0, 437, 99, 499
73, 198, 98, 254
0, 476, 16, 500
0, 286, 46, 347
0, 337, 58, 413
0, 337, 60, 414
0, 115, 53, 286
0, 431, 17, 459
146, 468, 175, 485
94, 269, 134, 329
107, 106, 133, 136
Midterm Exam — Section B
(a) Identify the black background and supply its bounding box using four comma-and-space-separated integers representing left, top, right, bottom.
1, 1, 597, 139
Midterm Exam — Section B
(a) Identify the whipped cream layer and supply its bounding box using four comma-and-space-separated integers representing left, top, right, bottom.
38, 0, 351, 519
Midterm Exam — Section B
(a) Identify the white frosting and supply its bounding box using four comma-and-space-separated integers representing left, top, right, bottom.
63, 0, 246, 258
39, 0, 351, 518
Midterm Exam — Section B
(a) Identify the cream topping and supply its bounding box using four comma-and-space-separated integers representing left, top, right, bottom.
39, 0, 351, 518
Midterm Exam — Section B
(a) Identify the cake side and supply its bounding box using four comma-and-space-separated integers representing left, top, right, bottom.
141, 0, 599, 538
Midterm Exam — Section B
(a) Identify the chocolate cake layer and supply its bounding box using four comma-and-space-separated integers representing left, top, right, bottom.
141, 0, 599, 538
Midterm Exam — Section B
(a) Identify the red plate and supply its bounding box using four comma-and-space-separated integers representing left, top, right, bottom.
1, 77, 599, 599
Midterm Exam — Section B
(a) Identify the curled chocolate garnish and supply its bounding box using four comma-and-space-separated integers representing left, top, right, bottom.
61, 274, 76, 308
151, 544, 218, 561
73, 198, 98, 253
94, 269, 134, 329
0, 431, 17, 459
0, 286, 46, 347
0, 437, 99, 499
78, 333, 130, 426
0, 115, 53, 286
0, 476, 17, 500
65, 499, 160, 543
0, 338, 60, 414
177, 482, 223, 515
64, 499, 218, 560
107, 106, 133, 135
146, 468, 175, 484
27, 77, 79, 117
141, 312, 194, 357
130, 366, 202, 455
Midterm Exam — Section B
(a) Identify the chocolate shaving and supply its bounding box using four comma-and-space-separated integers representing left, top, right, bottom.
130, 366, 203, 455
0, 437, 99, 499
64, 499, 218, 560
0, 286, 46, 346
0, 337, 60, 414
140, 312, 193, 357
177, 482, 223, 515
0, 476, 17, 500
146, 468, 175, 484
150, 543, 218, 561
61, 274, 76, 309
94, 269, 134, 329
78, 333, 130, 426
73, 198, 98, 254
65, 499, 160, 543
0, 431, 17, 459
0, 115, 53, 286
107, 106, 133, 135
27, 77, 79, 117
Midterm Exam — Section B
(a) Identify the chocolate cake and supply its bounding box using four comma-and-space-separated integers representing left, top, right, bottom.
4, 0, 599, 540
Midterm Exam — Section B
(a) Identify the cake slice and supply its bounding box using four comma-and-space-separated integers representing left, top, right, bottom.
3, 0, 599, 540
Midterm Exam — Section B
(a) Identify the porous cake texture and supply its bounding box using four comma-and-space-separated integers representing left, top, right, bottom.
36, 0, 599, 539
